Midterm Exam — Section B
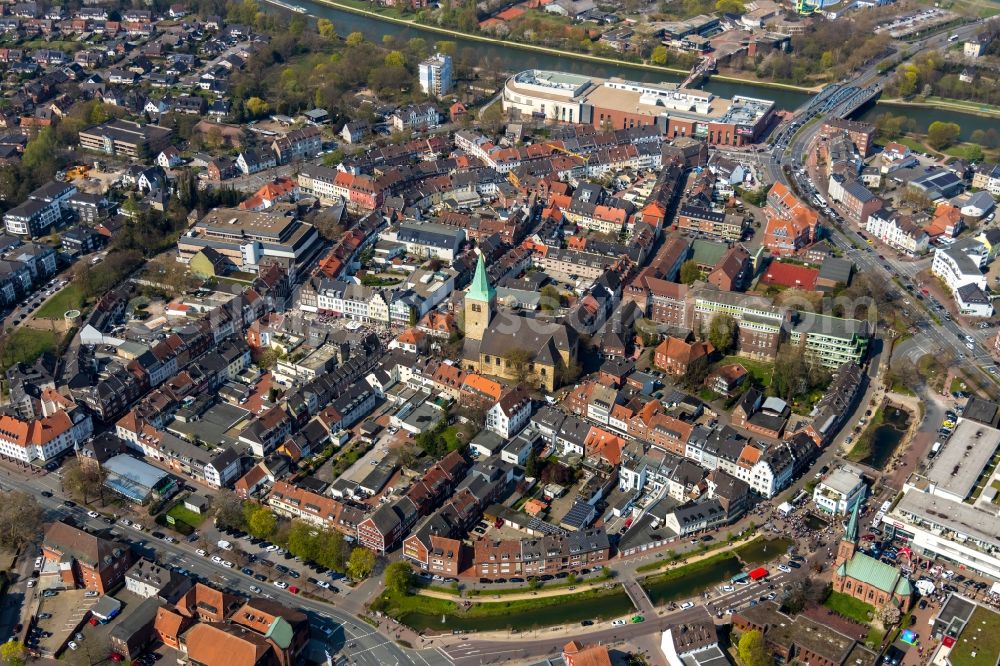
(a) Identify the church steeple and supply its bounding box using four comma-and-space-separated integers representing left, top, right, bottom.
845, 497, 860, 542
464, 252, 495, 342
836, 498, 860, 566
467, 252, 495, 303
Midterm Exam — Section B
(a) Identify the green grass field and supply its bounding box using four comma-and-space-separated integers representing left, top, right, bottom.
34, 284, 85, 320
717, 356, 773, 388
1, 328, 60, 370
824, 591, 875, 624
166, 503, 208, 529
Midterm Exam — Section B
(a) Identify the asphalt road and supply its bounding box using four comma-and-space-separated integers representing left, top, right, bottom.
757, 19, 997, 391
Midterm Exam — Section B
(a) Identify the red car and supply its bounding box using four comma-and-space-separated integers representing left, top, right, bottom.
288, 586, 299, 594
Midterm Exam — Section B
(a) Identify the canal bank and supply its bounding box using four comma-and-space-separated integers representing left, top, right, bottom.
375, 584, 637, 633
877, 97, 1000, 120
285, 0, 998, 138
377, 536, 792, 633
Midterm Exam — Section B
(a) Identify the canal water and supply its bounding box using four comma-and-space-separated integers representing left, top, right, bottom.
290, 0, 995, 139
397, 588, 637, 632
859, 406, 910, 470
643, 554, 743, 606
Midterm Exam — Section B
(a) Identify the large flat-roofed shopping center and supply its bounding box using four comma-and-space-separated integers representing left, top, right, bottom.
502, 70, 775, 146
883, 416, 1000, 579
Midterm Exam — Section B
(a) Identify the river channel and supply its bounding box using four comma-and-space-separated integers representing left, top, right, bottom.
285, 0, 994, 139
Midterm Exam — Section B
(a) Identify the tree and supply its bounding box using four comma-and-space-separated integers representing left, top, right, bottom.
478, 102, 504, 135
245, 505, 277, 538
964, 144, 984, 163
62, 459, 105, 505
384, 50, 406, 67
737, 630, 773, 666
255, 348, 280, 370
317, 18, 335, 38
540, 284, 561, 311
525, 449, 541, 478
0, 491, 42, 550
245, 96, 270, 118
21, 126, 58, 178
876, 603, 901, 628
347, 547, 376, 580
897, 64, 919, 98
715, 0, 744, 13
650, 45, 669, 66
503, 348, 535, 387
679, 259, 701, 285
820, 51, 834, 70
287, 520, 318, 562
779, 578, 828, 614
927, 121, 960, 150
384, 561, 413, 596
313, 531, 349, 572
346, 31, 365, 46
707, 313, 736, 356
213, 489, 247, 531
0, 640, 26, 666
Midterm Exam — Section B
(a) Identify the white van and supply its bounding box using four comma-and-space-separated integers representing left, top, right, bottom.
217, 540, 233, 551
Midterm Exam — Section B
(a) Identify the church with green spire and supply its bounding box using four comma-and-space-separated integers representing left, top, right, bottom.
832, 499, 912, 610
460, 252, 578, 392
464, 253, 496, 343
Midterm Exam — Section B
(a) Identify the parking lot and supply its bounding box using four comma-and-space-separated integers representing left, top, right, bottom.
187, 529, 348, 600
30, 589, 98, 658
2, 276, 71, 329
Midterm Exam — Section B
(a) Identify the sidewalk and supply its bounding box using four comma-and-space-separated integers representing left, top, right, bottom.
416, 578, 618, 603
634, 532, 760, 581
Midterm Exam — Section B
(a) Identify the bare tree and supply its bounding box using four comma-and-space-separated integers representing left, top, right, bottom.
62, 459, 105, 506
0, 491, 42, 550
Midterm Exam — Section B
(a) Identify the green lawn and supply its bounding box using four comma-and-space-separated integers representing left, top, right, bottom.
717, 356, 773, 388
894, 136, 929, 154
376, 589, 458, 617
824, 591, 875, 624
942, 142, 994, 161
441, 425, 471, 451
1, 328, 61, 370
866, 626, 886, 648
949, 606, 1000, 666
376, 584, 627, 619
166, 503, 209, 529
641, 551, 735, 584
34, 283, 85, 320
18, 39, 82, 51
